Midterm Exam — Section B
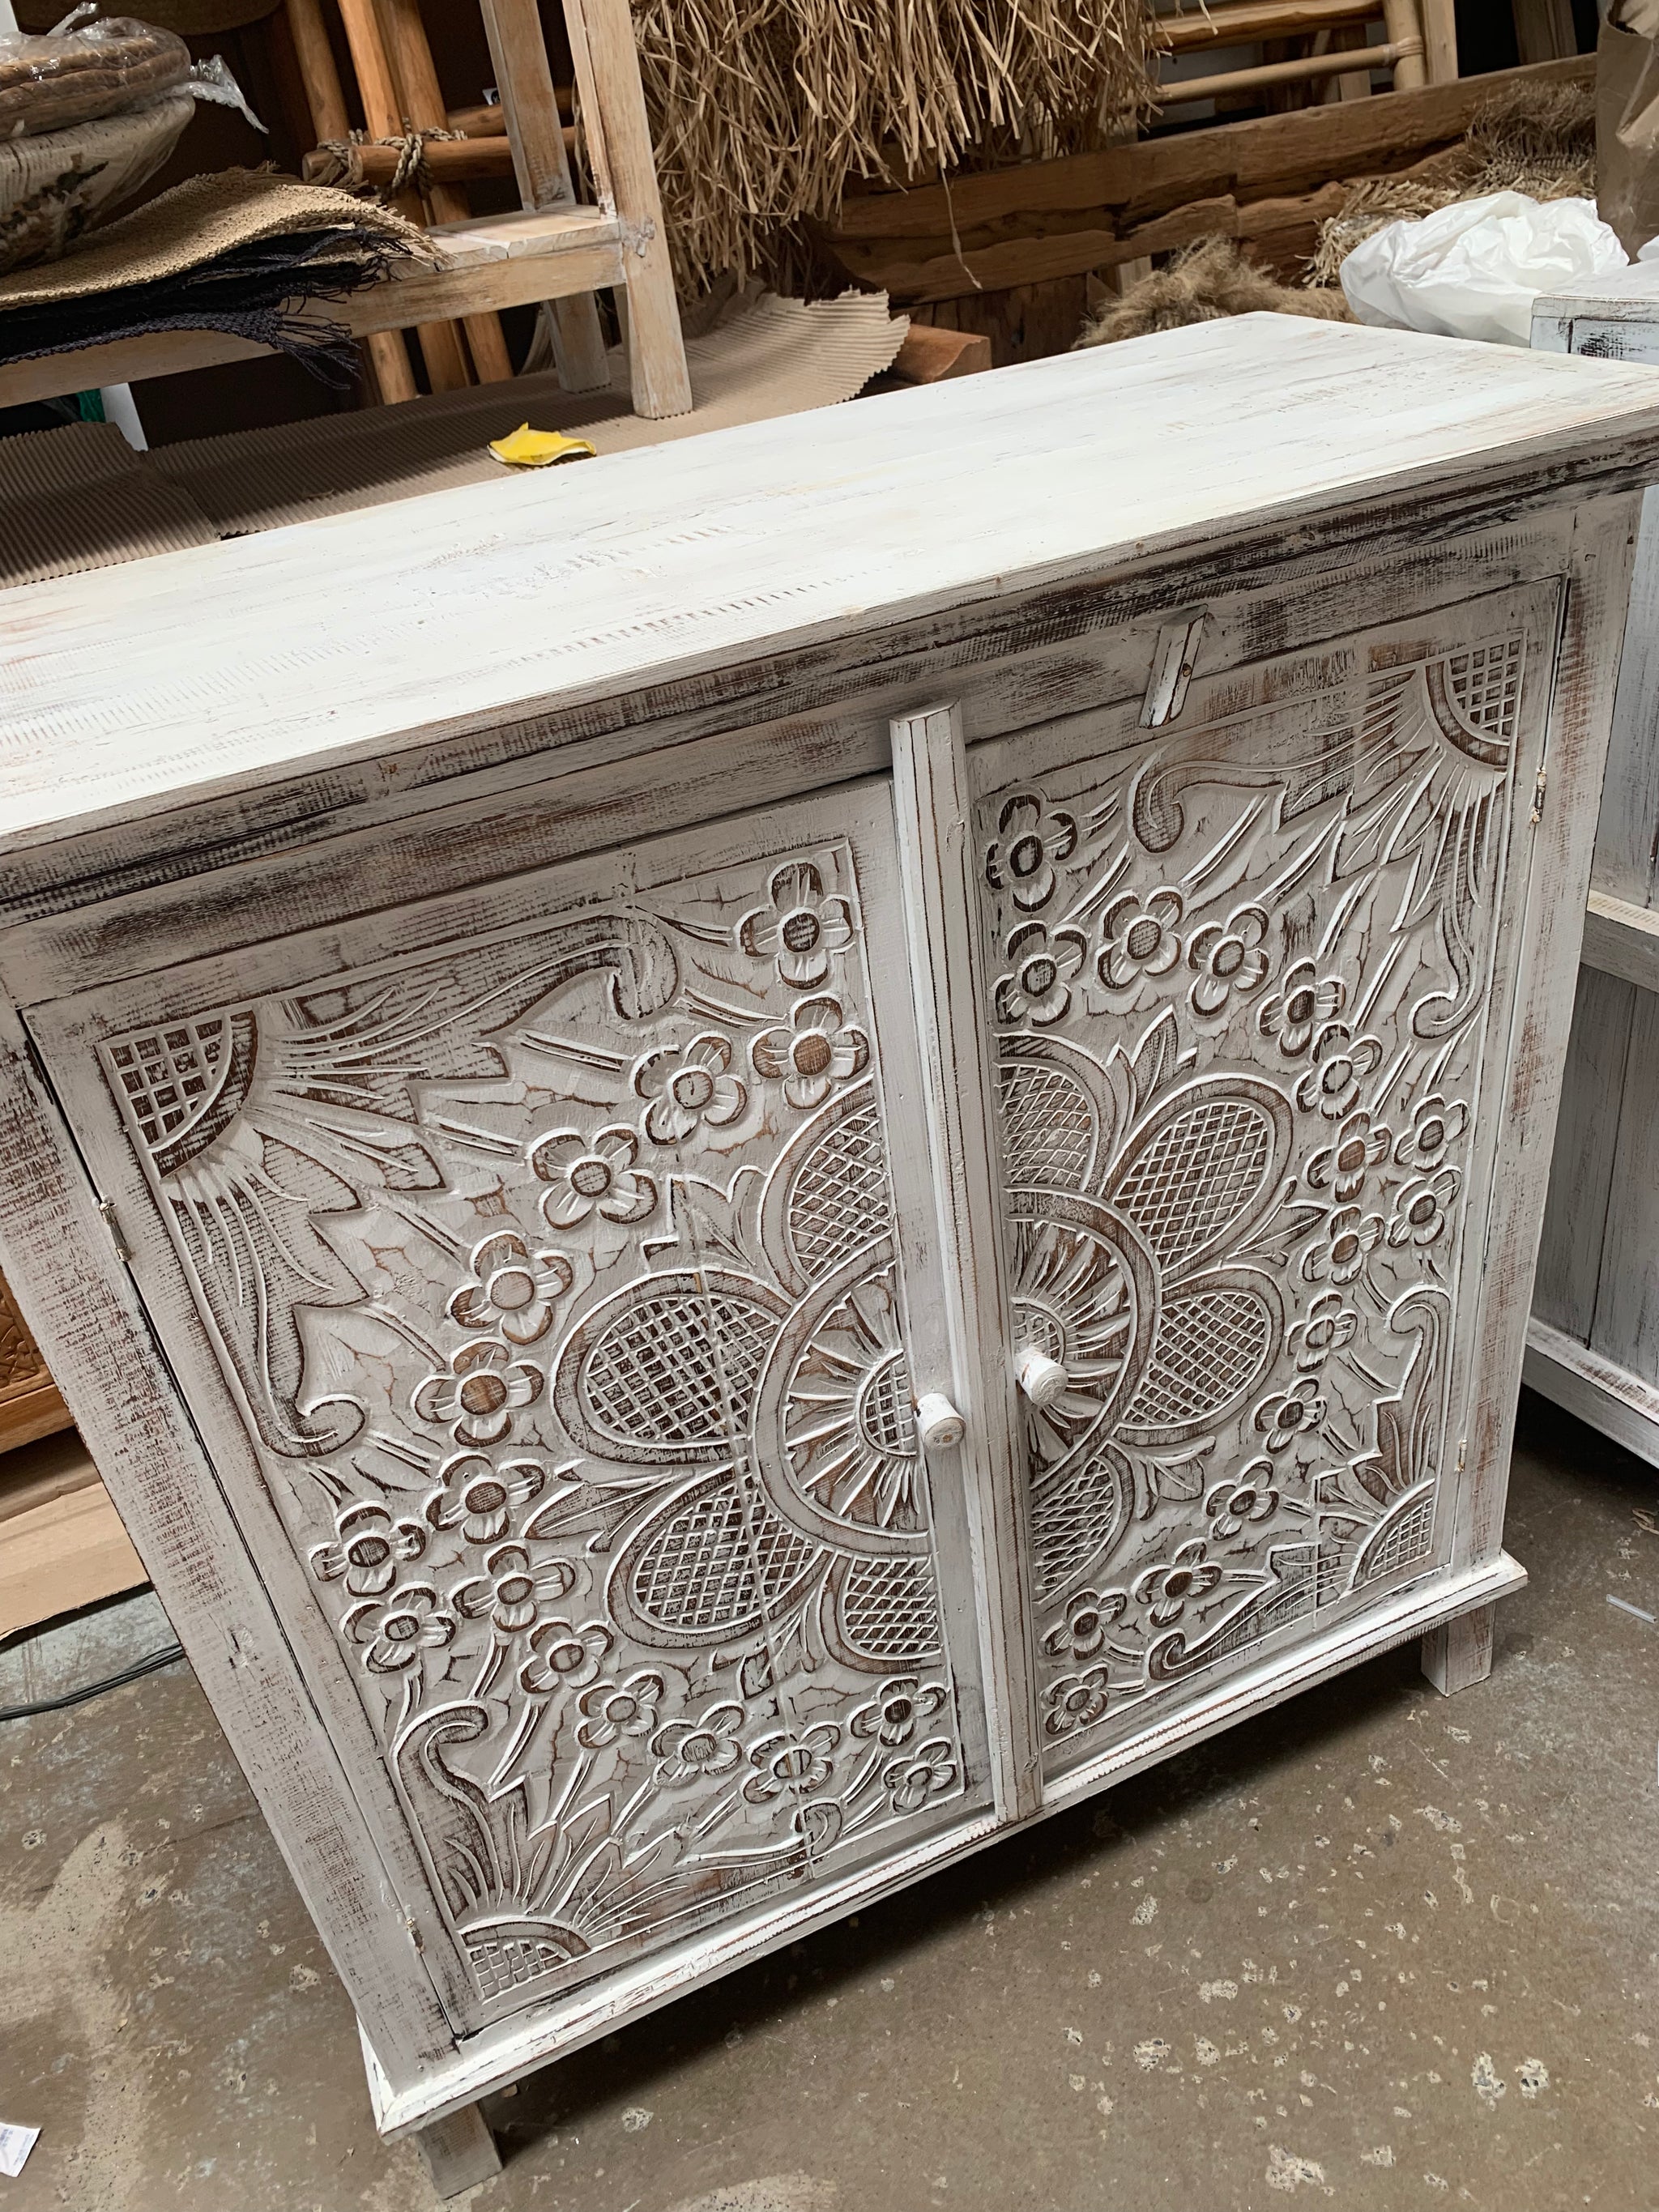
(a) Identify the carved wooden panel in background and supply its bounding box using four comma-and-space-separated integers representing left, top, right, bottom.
92, 796, 978, 2023
977, 591, 1553, 1774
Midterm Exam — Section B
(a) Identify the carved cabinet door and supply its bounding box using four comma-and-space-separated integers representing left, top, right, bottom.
28, 781, 989, 2032
973, 584, 1561, 1781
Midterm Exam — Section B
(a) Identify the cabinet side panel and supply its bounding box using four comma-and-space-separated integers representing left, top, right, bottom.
1589, 981, 1659, 1390
1531, 965, 1636, 1344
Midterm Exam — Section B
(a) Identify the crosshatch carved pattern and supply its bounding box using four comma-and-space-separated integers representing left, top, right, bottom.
980, 616, 1529, 1771
96, 836, 970, 2024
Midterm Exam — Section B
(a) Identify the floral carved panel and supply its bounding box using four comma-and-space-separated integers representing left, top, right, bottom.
977, 594, 1553, 1773
88, 795, 979, 2024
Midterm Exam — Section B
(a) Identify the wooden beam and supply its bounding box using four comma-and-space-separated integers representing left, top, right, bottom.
480, 0, 610, 392
1161, 0, 1379, 52
563, 0, 691, 417
827, 56, 1592, 242
1581, 886, 1659, 996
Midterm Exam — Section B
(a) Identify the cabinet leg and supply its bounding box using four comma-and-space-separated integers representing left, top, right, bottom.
1421, 1603, 1495, 1697
415, 2102, 501, 2197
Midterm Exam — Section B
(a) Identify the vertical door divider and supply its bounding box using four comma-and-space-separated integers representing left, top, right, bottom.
890, 703, 1043, 1823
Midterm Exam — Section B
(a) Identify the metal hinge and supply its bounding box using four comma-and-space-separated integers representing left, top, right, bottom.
1529, 768, 1546, 825
1455, 1437, 1467, 1475
97, 1197, 132, 1264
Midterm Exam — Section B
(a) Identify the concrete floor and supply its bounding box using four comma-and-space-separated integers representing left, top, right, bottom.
1, 1392, 1655, 2212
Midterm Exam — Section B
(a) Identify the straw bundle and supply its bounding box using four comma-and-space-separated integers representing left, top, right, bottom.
629, 0, 1160, 293
1308, 79, 1596, 283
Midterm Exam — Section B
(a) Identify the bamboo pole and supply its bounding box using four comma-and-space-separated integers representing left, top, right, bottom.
335, 0, 472, 392
376, 0, 515, 384
284, 0, 418, 403
1380, 0, 1428, 90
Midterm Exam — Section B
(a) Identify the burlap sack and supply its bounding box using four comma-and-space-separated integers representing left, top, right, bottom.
1598, 7, 1659, 257
0, 167, 433, 310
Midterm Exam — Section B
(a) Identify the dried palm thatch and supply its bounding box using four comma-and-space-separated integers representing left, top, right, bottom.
1308, 79, 1596, 283
1074, 236, 1353, 348
629, 0, 1160, 295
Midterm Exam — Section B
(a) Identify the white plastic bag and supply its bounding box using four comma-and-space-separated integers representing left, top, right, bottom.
1340, 191, 1628, 347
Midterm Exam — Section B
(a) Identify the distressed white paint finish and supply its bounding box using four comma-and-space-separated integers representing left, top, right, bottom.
5, 318, 1659, 854
1528, 281, 1659, 1470
0, 317, 1648, 2141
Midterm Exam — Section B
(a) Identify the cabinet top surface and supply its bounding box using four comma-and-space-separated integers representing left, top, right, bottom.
5, 313, 1659, 859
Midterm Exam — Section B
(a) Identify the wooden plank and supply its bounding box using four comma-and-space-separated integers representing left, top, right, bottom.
6, 319, 1659, 867
1595, 488, 1659, 910
891, 705, 1042, 1824
1582, 889, 1659, 995
1532, 965, 1635, 1340
0, 214, 627, 412
1512, 0, 1578, 66
0, 1477, 144, 1638
1525, 1316, 1659, 1469
480, 0, 610, 391
1589, 982, 1659, 1392
563, 0, 690, 418
1453, 500, 1642, 1576
827, 57, 1591, 241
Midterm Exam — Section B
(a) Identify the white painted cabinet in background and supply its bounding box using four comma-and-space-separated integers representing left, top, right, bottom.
1, 318, 1655, 2186
1530, 266, 1659, 1471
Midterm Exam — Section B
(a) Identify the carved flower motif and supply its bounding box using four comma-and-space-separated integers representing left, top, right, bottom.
995, 920, 1088, 1027
1256, 961, 1347, 1059
1043, 1666, 1112, 1738
882, 1737, 958, 1815
517, 1616, 613, 1694
751, 995, 869, 1111
633, 1033, 748, 1145
1287, 1291, 1358, 1372
344, 1584, 456, 1673
984, 791, 1078, 913
1388, 1166, 1461, 1251
576, 1668, 667, 1750
1295, 1021, 1384, 1120
425, 1451, 547, 1545
651, 1700, 745, 1788
1134, 1538, 1222, 1628
850, 1675, 948, 1750
1394, 1093, 1469, 1174
1252, 1375, 1328, 1455
1205, 1462, 1280, 1541
742, 1723, 840, 1803
447, 1232, 572, 1345
1186, 902, 1271, 1017
1042, 1585, 1128, 1664
451, 1542, 576, 1638
531, 1124, 657, 1230
309, 1501, 425, 1598
413, 1340, 543, 1447
1098, 887, 1184, 991
1306, 1109, 1391, 1204
737, 860, 855, 989
1301, 1204, 1384, 1288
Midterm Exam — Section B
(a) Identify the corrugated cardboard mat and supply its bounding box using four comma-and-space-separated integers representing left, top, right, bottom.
0, 287, 905, 586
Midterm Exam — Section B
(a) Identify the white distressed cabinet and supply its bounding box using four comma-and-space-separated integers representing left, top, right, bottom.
2, 318, 1656, 2186
1530, 266, 1659, 1469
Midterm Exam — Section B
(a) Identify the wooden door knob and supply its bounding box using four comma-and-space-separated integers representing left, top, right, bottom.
1015, 1346, 1068, 1409
914, 1392, 966, 1450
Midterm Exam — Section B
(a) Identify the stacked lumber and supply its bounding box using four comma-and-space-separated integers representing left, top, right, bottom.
823, 54, 1593, 308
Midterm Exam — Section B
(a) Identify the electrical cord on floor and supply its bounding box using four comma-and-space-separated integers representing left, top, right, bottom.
0, 1640, 185, 1722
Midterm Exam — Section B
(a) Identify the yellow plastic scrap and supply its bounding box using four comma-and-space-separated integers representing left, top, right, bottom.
488, 424, 598, 469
